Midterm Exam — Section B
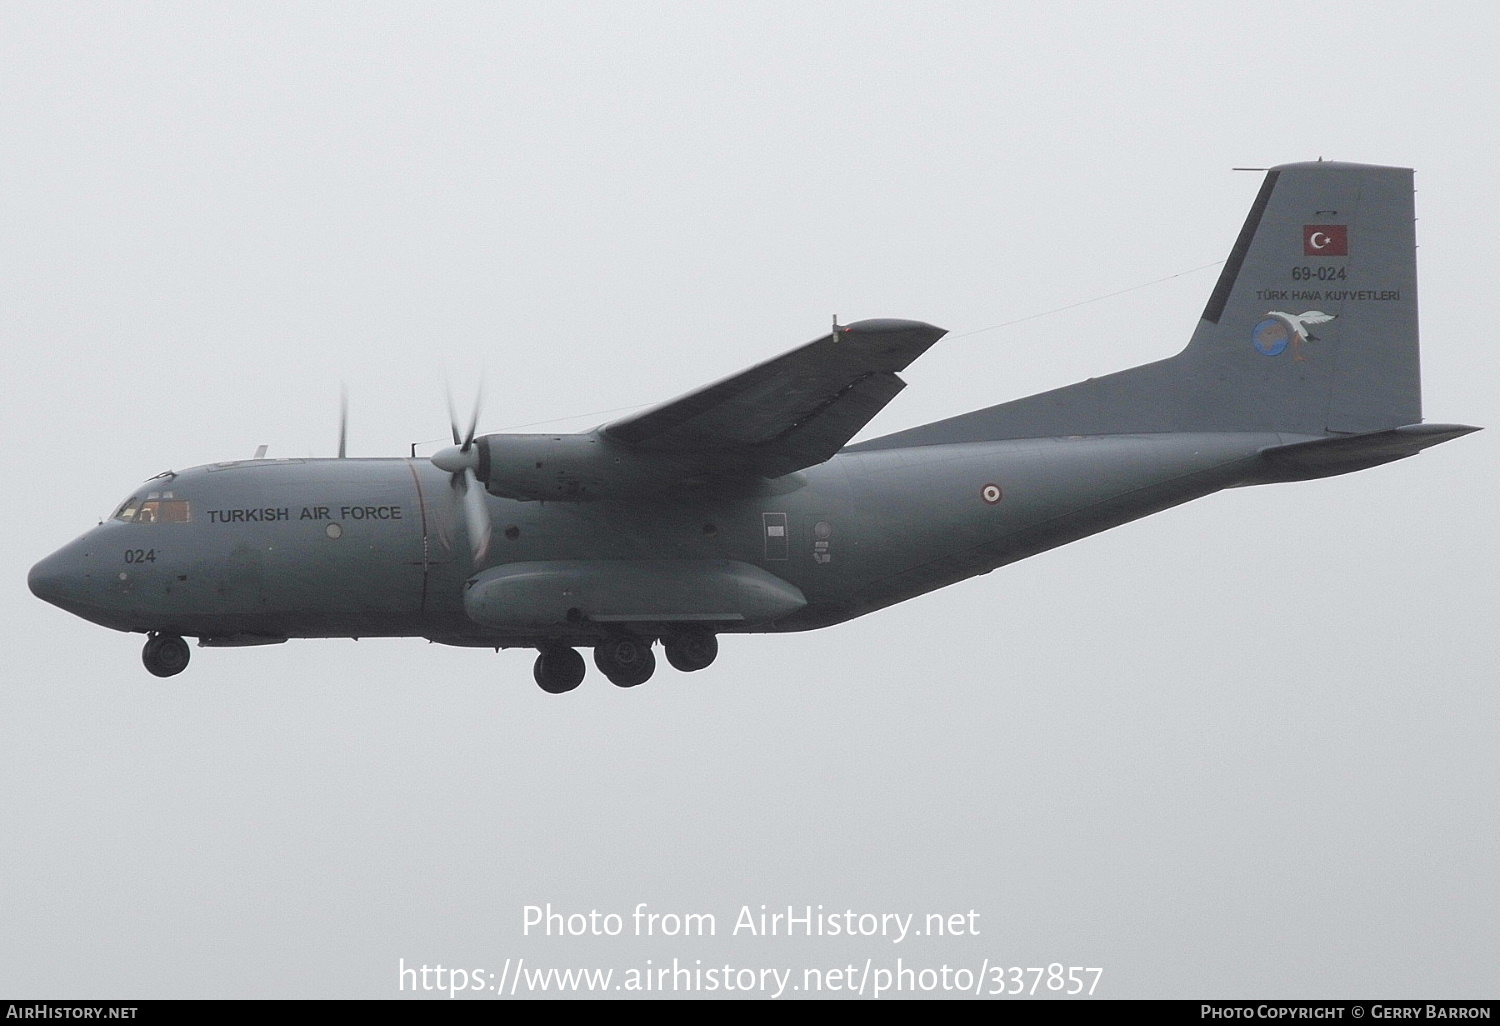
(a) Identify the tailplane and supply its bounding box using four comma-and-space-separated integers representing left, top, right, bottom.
857, 161, 1456, 450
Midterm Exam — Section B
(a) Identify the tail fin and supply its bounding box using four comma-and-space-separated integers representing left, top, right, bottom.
1188, 160, 1419, 434
861, 161, 1428, 447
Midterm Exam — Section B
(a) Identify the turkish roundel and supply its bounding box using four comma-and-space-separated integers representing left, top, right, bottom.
1303, 224, 1348, 256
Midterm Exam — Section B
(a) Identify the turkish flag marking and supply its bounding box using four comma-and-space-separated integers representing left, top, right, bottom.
1303, 224, 1348, 256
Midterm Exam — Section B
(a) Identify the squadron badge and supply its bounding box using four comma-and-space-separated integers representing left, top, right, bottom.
1252, 310, 1335, 360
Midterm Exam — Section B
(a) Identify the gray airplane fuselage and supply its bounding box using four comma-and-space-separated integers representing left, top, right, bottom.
28, 161, 1480, 685
31, 430, 1291, 648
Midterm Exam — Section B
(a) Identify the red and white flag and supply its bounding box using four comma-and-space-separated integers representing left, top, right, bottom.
1303, 224, 1348, 256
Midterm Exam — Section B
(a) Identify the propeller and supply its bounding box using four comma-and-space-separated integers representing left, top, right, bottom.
431, 385, 491, 563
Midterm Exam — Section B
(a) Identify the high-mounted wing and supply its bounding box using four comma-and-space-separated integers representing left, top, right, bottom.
603, 318, 946, 479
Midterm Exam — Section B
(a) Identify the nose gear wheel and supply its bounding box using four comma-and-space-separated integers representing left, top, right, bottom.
142, 633, 190, 678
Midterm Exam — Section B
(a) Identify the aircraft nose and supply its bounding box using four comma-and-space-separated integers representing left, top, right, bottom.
29, 549, 71, 607
28, 539, 94, 611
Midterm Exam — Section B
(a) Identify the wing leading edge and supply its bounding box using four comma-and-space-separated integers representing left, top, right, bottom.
603, 318, 946, 479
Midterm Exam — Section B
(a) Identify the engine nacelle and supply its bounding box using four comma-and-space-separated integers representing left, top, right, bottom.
475, 431, 695, 501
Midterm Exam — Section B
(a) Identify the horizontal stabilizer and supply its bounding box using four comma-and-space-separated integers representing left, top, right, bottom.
1246, 423, 1480, 484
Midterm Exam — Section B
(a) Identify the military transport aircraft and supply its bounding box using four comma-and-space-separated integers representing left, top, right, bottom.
29, 161, 1478, 692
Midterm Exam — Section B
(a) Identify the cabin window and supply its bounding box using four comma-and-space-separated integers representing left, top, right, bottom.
115, 492, 192, 524
137, 499, 192, 524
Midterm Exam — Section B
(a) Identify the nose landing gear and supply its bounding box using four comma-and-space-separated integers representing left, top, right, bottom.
142, 633, 191, 678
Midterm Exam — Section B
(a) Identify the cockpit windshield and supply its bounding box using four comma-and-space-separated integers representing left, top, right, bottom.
114, 490, 192, 524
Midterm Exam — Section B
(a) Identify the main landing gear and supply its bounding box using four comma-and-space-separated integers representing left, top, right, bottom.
663, 629, 718, 673
594, 635, 656, 688
533, 644, 586, 694
142, 633, 190, 678
529, 630, 720, 693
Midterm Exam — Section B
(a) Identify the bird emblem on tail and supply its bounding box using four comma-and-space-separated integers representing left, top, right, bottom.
1252, 310, 1336, 360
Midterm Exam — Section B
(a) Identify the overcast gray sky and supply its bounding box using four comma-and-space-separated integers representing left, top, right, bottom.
2, 1, 1495, 1000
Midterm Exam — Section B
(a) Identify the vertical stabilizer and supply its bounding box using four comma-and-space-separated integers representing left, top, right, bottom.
854, 161, 1423, 448
1186, 160, 1419, 435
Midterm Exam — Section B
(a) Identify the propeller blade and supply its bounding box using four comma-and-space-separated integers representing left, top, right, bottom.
444, 381, 483, 450
460, 467, 492, 562
436, 380, 488, 560
445, 383, 462, 446
337, 386, 349, 459
462, 383, 483, 452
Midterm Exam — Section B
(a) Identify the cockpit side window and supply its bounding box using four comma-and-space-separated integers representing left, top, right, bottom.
116, 490, 191, 524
